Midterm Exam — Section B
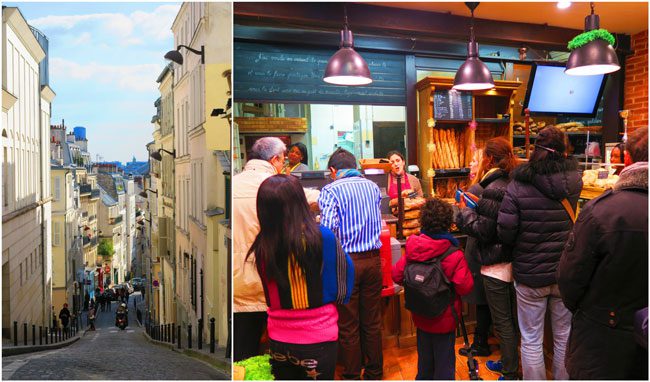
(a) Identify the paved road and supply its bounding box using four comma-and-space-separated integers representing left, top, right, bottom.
3, 294, 228, 380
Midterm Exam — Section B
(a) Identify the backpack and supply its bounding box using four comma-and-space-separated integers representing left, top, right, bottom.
403, 246, 457, 318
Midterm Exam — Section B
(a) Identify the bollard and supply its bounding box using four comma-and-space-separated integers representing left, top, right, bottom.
166, 324, 170, 343
32, 325, 36, 346
13, 321, 17, 346
50, 327, 54, 343
39, 326, 42, 345
23, 323, 27, 346
210, 318, 215, 354
177, 325, 181, 349
198, 318, 203, 350
45, 327, 48, 345
58, 327, 62, 342
172, 323, 176, 344
188, 324, 192, 349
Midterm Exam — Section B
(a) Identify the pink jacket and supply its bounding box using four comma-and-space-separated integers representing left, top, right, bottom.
392, 234, 474, 333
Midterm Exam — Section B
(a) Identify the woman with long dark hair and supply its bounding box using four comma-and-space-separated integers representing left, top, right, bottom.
456, 137, 520, 379
247, 174, 354, 380
497, 126, 582, 380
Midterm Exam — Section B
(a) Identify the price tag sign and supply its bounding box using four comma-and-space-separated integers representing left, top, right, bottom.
598, 170, 609, 179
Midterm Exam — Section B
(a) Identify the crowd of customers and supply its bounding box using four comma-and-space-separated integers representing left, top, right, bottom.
233, 126, 648, 380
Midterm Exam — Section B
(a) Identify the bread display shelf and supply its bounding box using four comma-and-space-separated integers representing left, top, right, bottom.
417, 76, 521, 197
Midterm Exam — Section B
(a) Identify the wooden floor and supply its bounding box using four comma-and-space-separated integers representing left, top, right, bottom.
334, 334, 554, 380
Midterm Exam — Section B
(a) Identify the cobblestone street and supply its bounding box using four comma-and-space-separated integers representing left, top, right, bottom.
2, 297, 229, 380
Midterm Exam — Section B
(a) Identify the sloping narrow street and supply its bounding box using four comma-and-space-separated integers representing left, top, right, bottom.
3, 295, 228, 380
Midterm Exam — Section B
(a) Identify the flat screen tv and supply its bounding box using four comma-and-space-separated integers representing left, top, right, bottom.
522, 62, 607, 117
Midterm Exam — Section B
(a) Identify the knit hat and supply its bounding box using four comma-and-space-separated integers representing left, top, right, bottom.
535, 126, 566, 155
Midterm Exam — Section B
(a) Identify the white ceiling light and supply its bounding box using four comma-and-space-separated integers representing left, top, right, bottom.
557, 1, 572, 9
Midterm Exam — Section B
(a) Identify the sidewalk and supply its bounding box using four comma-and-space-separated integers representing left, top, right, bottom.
134, 295, 231, 377
2, 313, 89, 357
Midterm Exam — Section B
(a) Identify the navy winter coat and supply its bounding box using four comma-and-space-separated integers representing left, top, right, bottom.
497, 158, 582, 288
457, 169, 513, 267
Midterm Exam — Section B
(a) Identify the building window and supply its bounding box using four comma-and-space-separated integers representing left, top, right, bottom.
54, 177, 61, 201
53, 222, 61, 246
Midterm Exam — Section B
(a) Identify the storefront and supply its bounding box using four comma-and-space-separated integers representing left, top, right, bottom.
233, 2, 647, 379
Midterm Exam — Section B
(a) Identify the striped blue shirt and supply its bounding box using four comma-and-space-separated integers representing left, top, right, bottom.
318, 176, 382, 253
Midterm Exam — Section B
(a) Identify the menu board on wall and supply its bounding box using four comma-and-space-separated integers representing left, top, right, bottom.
234, 42, 406, 105
433, 90, 473, 121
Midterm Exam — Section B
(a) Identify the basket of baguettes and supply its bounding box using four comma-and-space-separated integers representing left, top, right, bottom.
389, 189, 426, 238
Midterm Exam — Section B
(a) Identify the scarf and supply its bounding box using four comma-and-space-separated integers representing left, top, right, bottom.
335, 168, 363, 179
421, 230, 460, 247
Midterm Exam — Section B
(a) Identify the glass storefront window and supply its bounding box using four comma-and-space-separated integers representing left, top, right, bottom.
233, 103, 407, 173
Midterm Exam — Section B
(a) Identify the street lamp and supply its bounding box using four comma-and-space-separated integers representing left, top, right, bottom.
150, 148, 175, 161
164, 45, 204, 65
139, 189, 158, 198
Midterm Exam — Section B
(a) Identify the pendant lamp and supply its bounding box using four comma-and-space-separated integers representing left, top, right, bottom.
323, 5, 372, 86
453, 2, 495, 91
565, 2, 620, 76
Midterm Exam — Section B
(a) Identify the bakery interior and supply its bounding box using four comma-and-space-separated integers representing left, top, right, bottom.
232, 2, 648, 379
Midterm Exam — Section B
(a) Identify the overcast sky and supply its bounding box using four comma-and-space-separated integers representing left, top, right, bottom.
8, 2, 181, 163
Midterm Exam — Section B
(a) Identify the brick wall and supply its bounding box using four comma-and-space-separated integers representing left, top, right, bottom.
624, 30, 648, 133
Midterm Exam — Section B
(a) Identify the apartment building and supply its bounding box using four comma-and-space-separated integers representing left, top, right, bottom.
2, 7, 54, 337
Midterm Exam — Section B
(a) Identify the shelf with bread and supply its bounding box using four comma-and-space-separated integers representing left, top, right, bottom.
416, 76, 521, 199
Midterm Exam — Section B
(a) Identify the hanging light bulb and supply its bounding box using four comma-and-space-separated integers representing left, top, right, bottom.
565, 2, 620, 76
453, 2, 495, 91
323, 5, 372, 86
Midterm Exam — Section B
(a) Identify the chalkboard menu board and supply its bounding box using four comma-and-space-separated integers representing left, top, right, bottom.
234, 42, 406, 105
433, 90, 473, 121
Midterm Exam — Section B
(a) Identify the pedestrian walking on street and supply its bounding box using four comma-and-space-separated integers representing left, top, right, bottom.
84, 293, 89, 311
59, 303, 71, 335
88, 304, 96, 331
52, 306, 59, 329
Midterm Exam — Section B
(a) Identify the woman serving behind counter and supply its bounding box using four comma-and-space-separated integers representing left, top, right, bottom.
387, 151, 423, 198
284, 142, 310, 174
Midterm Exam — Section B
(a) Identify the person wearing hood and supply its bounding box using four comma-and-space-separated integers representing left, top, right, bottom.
392, 198, 474, 380
558, 126, 648, 380
233, 137, 320, 362
497, 126, 582, 380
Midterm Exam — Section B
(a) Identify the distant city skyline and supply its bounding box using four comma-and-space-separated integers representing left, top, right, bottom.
7, 2, 181, 163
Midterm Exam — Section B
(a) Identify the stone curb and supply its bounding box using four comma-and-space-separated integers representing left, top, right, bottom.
141, 331, 231, 377
2, 335, 81, 357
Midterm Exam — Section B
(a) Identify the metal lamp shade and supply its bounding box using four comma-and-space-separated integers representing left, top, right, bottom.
150, 151, 163, 161
453, 41, 495, 91
323, 29, 372, 86
565, 39, 620, 76
164, 50, 183, 65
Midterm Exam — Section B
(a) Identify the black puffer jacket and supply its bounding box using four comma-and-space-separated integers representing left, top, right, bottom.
497, 158, 582, 288
457, 169, 512, 266
558, 163, 648, 380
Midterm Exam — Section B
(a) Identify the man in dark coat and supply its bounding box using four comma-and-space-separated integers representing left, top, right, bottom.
497, 126, 582, 380
558, 126, 648, 380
